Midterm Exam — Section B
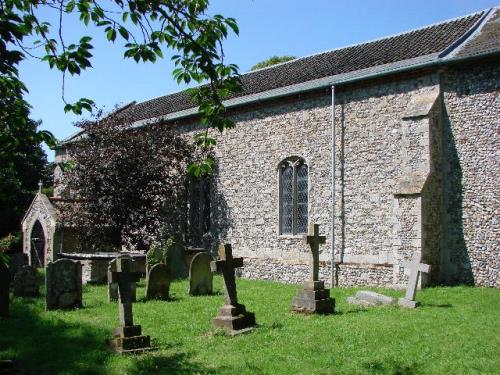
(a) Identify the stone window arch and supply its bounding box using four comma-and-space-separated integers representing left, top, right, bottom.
278, 156, 308, 235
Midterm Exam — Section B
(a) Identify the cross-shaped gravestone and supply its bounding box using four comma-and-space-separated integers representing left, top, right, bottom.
108, 254, 141, 326
210, 244, 255, 335
398, 252, 430, 308
305, 223, 326, 282
211, 244, 243, 306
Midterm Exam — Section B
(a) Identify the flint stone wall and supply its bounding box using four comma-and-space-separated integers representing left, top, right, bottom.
441, 61, 500, 287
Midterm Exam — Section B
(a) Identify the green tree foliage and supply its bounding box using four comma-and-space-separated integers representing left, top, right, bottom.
0, 104, 50, 242
1, 0, 243, 175
250, 55, 296, 71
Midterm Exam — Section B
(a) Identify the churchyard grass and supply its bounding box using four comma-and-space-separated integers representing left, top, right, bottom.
1, 273, 499, 374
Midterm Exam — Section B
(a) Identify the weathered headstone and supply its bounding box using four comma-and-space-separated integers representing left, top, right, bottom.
45, 259, 82, 311
0, 264, 10, 317
292, 223, 335, 314
145, 263, 171, 300
398, 253, 430, 308
347, 290, 396, 306
13, 265, 39, 298
107, 253, 153, 354
189, 252, 213, 296
211, 244, 255, 335
108, 258, 137, 303
168, 243, 188, 279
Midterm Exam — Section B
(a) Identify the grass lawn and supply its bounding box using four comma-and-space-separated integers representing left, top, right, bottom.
1, 275, 499, 374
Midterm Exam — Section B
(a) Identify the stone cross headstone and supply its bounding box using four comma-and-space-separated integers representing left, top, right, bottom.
189, 252, 213, 296
210, 244, 255, 335
398, 253, 430, 308
108, 258, 137, 303
0, 264, 10, 317
106, 253, 153, 353
13, 265, 39, 298
145, 263, 171, 300
45, 259, 82, 311
306, 223, 326, 283
291, 223, 335, 314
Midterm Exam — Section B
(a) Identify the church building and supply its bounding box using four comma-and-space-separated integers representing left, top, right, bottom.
24, 8, 500, 288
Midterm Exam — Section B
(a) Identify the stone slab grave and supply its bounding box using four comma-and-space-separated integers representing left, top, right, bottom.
189, 252, 213, 296
145, 263, 171, 300
108, 258, 137, 303
398, 253, 430, 308
211, 244, 256, 335
347, 291, 396, 306
107, 253, 153, 354
45, 259, 82, 311
13, 265, 39, 298
0, 264, 10, 318
292, 223, 335, 314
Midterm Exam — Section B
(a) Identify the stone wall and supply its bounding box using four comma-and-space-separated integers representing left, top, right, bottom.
175, 73, 447, 288
441, 61, 500, 287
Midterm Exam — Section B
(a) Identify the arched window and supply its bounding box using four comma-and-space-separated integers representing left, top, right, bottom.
279, 157, 308, 235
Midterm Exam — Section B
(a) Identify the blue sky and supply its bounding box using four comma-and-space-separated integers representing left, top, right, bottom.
18, 0, 499, 160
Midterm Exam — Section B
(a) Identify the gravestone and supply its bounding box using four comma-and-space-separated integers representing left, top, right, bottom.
145, 263, 171, 300
291, 223, 335, 314
398, 253, 430, 308
211, 244, 255, 335
45, 259, 82, 311
189, 252, 213, 296
107, 253, 153, 354
108, 258, 137, 302
168, 243, 188, 279
0, 264, 10, 317
13, 265, 39, 297
347, 290, 396, 306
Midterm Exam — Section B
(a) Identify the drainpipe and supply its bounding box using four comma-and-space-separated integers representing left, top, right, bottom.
330, 85, 336, 287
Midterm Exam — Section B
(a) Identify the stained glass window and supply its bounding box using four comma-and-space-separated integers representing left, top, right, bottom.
279, 158, 308, 235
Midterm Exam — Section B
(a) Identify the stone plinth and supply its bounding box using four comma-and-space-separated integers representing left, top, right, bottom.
291, 280, 335, 314
106, 325, 153, 354
212, 303, 256, 335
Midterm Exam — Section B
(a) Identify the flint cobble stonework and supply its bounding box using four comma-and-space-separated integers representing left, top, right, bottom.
179, 65, 498, 288
441, 61, 500, 287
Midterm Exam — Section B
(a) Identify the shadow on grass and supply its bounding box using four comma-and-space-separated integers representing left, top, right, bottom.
131, 352, 223, 375
0, 298, 219, 375
363, 359, 421, 375
423, 303, 452, 308
0, 301, 109, 375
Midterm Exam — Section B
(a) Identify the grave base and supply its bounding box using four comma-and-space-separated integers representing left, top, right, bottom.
106, 325, 154, 354
212, 303, 256, 335
291, 281, 335, 314
398, 298, 420, 308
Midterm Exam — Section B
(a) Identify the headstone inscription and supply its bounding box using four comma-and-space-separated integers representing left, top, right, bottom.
0, 264, 10, 317
145, 263, 171, 300
398, 253, 430, 308
108, 258, 137, 303
189, 252, 213, 296
106, 253, 153, 354
13, 265, 39, 297
291, 223, 335, 314
211, 244, 255, 335
45, 259, 82, 311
